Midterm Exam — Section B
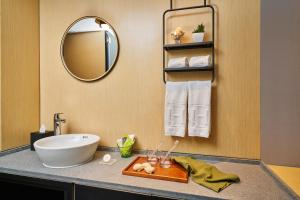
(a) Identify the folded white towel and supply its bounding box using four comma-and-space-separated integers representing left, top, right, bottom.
167, 57, 188, 68
164, 82, 188, 137
188, 81, 211, 138
189, 55, 211, 67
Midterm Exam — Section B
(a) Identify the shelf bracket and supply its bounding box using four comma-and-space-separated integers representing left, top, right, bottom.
170, 0, 208, 9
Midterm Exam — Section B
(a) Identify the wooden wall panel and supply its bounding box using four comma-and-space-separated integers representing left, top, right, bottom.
40, 0, 260, 159
1, 0, 40, 150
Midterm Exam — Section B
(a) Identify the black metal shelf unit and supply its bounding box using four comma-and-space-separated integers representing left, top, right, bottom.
163, 0, 215, 83
164, 66, 213, 72
163, 41, 214, 51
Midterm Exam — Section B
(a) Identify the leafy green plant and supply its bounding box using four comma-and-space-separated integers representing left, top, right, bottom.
193, 24, 205, 33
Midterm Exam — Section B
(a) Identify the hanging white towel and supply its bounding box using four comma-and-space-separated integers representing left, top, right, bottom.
189, 55, 211, 67
188, 81, 211, 138
167, 57, 188, 68
164, 82, 188, 137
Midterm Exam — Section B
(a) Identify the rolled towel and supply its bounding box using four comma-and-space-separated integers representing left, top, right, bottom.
189, 55, 211, 67
188, 81, 211, 138
164, 82, 188, 137
167, 57, 188, 68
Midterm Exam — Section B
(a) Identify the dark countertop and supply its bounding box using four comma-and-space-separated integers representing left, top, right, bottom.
0, 149, 296, 200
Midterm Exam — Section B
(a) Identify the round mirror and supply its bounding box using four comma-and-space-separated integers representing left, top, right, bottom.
61, 16, 119, 81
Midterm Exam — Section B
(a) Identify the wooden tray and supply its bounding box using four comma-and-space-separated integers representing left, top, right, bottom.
122, 156, 188, 183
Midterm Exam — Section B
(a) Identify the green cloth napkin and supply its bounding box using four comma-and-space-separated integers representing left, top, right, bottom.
172, 157, 240, 192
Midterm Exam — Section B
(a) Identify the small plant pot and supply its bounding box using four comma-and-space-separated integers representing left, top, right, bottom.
173, 39, 181, 44
192, 32, 205, 42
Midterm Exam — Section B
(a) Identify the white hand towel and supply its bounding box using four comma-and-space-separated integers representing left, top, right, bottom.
188, 81, 211, 138
164, 82, 188, 137
189, 55, 211, 67
167, 57, 188, 68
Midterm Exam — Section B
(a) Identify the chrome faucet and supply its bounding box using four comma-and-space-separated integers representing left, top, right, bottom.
54, 113, 66, 135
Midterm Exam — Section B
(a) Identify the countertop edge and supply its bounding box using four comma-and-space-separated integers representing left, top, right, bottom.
0, 167, 223, 200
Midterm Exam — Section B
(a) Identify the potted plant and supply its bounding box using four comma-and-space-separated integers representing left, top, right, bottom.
192, 24, 205, 42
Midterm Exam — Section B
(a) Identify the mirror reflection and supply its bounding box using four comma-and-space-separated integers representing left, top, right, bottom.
61, 17, 119, 81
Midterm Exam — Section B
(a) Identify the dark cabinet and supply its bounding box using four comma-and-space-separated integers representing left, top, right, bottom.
75, 185, 174, 200
0, 173, 175, 200
0, 173, 73, 200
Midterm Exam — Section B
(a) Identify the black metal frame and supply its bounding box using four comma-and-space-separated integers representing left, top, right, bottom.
163, 0, 215, 83
104, 31, 109, 71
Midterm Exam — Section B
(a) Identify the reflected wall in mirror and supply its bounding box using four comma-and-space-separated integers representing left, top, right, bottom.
61, 16, 119, 81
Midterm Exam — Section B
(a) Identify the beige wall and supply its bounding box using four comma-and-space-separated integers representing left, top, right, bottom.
261, 0, 300, 167
40, 0, 260, 159
1, 0, 40, 150
63, 31, 106, 80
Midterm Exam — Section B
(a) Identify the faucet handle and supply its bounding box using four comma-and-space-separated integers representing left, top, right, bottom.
53, 113, 65, 135
54, 113, 64, 119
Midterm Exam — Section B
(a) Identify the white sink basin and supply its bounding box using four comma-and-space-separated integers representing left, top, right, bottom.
34, 134, 100, 168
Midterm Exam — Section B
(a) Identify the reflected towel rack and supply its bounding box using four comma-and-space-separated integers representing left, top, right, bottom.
163, 0, 215, 83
